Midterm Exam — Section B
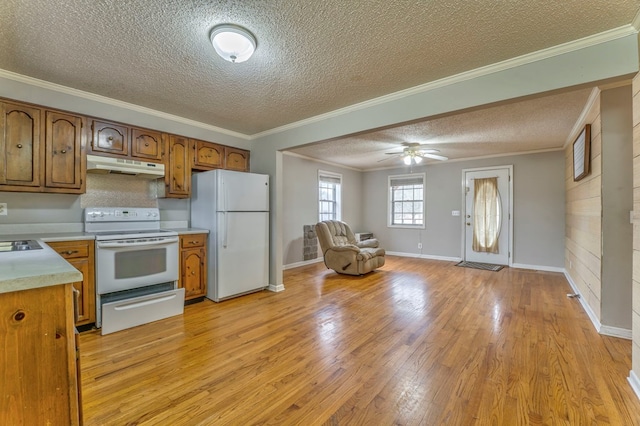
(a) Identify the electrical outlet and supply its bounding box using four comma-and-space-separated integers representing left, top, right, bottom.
0, 203, 6, 216
418, 242, 422, 249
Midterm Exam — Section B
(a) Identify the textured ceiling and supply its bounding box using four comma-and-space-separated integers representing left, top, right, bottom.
289, 88, 594, 169
1, 0, 639, 137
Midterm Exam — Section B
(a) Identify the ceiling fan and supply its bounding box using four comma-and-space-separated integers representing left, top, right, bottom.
380, 142, 448, 165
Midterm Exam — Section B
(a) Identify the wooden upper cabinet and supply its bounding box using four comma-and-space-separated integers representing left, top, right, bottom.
225, 147, 250, 172
192, 139, 224, 170
0, 101, 42, 187
131, 127, 163, 162
165, 134, 190, 198
45, 111, 84, 192
90, 120, 128, 157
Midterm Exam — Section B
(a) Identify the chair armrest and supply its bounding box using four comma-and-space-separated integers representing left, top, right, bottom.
356, 238, 379, 248
327, 244, 360, 253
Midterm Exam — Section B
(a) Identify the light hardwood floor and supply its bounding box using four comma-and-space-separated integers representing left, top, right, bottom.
79, 256, 640, 425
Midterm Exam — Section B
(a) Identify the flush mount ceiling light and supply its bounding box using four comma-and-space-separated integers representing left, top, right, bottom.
210, 24, 257, 63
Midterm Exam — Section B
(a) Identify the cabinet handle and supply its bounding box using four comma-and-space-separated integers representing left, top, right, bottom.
191, 271, 196, 275
17, 144, 22, 149
145, 142, 149, 147
108, 136, 113, 141
190, 241, 198, 245
64, 250, 78, 255
61, 149, 67, 154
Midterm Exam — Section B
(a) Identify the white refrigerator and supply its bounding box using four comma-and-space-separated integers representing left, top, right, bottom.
190, 169, 269, 302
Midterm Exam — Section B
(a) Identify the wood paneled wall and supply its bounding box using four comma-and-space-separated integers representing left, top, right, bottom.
632, 74, 640, 375
565, 92, 602, 320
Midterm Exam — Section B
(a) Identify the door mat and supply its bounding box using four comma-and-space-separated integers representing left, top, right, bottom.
455, 261, 504, 271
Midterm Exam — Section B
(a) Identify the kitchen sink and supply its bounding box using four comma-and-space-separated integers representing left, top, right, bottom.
0, 240, 43, 252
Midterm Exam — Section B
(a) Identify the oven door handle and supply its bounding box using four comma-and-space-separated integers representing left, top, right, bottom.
96, 236, 179, 248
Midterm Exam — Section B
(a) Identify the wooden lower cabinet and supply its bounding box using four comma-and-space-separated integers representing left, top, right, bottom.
48, 239, 96, 326
0, 283, 81, 425
179, 233, 207, 301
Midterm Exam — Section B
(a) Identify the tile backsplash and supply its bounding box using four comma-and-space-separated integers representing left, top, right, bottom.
80, 173, 159, 208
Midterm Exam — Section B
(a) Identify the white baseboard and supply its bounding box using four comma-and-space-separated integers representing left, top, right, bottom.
564, 271, 602, 332
386, 251, 462, 262
629, 370, 640, 400
600, 325, 633, 340
511, 263, 565, 273
267, 283, 285, 292
283, 257, 324, 270
563, 271, 632, 340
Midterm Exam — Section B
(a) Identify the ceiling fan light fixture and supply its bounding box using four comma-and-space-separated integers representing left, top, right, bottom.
413, 155, 423, 164
403, 156, 412, 165
210, 24, 257, 63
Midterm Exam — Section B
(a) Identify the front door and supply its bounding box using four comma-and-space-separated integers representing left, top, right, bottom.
464, 167, 511, 265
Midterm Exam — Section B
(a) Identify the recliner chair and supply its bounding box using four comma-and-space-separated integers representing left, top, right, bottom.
315, 220, 385, 275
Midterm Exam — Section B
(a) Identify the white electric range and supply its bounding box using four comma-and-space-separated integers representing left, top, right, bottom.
84, 207, 184, 335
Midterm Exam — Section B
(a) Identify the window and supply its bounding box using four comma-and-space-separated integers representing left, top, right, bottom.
318, 171, 342, 222
388, 173, 425, 228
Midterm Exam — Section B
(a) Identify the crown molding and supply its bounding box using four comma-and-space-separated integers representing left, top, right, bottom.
252, 25, 638, 140
0, 68, 251, 141
563, 87, 601, 150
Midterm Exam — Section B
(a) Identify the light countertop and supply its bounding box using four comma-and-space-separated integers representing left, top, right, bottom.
0, 232, 96, 242
0, 240, 83, 294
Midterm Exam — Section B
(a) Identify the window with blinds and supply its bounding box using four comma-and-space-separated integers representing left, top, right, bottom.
388, 173, 425, 228
318, 171, 342, 222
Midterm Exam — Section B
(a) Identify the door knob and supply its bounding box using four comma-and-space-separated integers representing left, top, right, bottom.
466, 222, 471, 226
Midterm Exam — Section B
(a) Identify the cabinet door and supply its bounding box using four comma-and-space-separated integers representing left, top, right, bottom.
192, 139, 224, 170
67, 258, 94, 324
0, 284, 81, 425
47, 240, 96, 326
0, 101, 42, 187
131, 127, 163, 162
165, 135, 190, 198
90, 120, 128, 157
181, 248, 206, 299
45, 111, 84, 192
225, 147, 250, 172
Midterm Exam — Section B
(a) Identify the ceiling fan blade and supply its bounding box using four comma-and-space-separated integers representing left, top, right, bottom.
418, 153, 448, 161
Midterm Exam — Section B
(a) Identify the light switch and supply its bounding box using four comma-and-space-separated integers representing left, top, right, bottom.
452, 210, 460, 216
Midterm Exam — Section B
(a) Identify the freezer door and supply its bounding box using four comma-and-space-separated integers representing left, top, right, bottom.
217, 170, 269, 212
215, 211, 269, 300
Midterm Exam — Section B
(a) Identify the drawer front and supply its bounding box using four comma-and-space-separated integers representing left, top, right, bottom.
101, 288, 185, 335
180, 234, 206, 249
48, 241, 90, 259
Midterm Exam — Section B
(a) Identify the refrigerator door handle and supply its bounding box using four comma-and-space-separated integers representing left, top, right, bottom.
222, 177, 227, 212
222, 212, 228, 248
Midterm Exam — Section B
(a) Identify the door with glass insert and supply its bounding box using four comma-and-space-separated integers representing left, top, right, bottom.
464, 168, 510, 265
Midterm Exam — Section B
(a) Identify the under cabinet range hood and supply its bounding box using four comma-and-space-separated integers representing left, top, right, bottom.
86, 154, 164, 178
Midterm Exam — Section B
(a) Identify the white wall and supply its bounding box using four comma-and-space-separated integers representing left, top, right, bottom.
282, 154, 363, 266
361, 151, 566, 268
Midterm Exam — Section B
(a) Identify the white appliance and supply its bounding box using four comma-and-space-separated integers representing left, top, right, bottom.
84, 207, 184, 335
191, 169, 269, 302
86, 154, 165, 178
